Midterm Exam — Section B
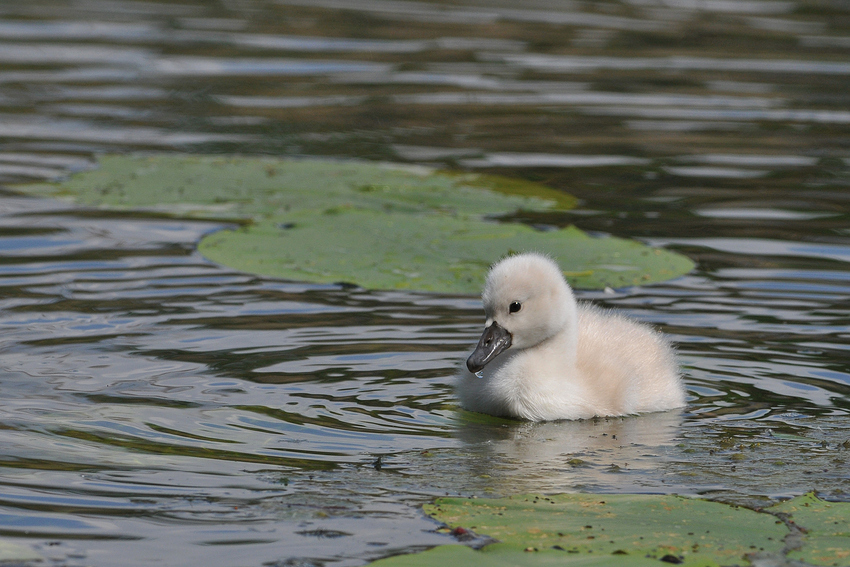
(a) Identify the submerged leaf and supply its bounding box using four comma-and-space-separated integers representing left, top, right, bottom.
11, 154, 694, 292
0, 540, 41, 563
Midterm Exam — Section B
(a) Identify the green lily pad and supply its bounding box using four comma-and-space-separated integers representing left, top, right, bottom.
199, 209, 690, 292
417, 493, 786, 566
11, 154, 694, 292
371, 542, 663, 566
371, 492, 850, 567
14, 154, 571, 219
768, 492, 850, 566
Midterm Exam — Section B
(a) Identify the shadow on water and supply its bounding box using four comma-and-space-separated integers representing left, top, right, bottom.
0, 0, 849, 565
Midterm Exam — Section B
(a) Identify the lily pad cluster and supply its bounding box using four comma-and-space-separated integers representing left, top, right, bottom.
13, 154, 694, 292
371, 492, 850, 567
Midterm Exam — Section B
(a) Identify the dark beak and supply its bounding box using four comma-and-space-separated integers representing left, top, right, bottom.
466, 322, 512, 374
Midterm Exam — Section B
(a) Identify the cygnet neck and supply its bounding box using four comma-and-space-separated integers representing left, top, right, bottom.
542, 295, 580, 364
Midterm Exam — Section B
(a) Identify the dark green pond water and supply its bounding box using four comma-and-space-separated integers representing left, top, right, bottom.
0, 0, 848, 565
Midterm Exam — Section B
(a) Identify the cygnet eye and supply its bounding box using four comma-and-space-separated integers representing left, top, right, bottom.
509, 301, 522, 314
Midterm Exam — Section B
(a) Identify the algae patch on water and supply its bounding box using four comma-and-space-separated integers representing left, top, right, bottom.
12, 154, 694, 292
370, 492, 850, 567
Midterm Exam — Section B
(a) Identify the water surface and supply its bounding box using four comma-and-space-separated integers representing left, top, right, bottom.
0, 0, 849, 565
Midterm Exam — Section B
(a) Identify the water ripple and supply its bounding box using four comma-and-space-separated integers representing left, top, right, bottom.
0, 0, 849, 564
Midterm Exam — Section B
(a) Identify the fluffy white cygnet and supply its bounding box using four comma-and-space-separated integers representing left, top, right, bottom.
457, 253, 686, 421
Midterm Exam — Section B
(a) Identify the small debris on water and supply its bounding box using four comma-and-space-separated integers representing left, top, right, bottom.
450, 527, 476, 542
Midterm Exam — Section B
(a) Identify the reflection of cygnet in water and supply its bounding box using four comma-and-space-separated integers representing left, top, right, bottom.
458, 253, 686, 421
454, 411, 684, 493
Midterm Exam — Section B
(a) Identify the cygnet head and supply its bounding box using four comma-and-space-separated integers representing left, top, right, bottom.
466, 253, 578, 373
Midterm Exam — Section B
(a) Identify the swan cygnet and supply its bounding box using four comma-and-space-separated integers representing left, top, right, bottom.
457, 253, 686, 421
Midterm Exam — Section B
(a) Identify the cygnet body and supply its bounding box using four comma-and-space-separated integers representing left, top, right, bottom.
457, 253, 686, 421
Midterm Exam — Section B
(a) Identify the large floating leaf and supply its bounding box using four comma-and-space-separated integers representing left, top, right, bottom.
12, 154, 694, 292
15, 154, 572, 219
767, 492, 850, 566
372, 492, 850, 567
421, 493, 786, 566
199, 209, 690, 293
371, 542, 663, 566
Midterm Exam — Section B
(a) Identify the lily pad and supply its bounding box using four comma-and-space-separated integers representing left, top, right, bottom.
371, 542, 663, 566
371, 492, 850, 567
768, 492, 850, 566
418, 493, 786, 566
11, 154, 694, 292
13, 154, 571, 219
199, 209, 690, 293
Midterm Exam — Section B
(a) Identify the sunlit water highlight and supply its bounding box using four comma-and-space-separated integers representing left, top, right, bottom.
0, 0, 849, 565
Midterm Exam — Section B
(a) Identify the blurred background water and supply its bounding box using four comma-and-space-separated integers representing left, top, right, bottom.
0, 0, 848, 565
